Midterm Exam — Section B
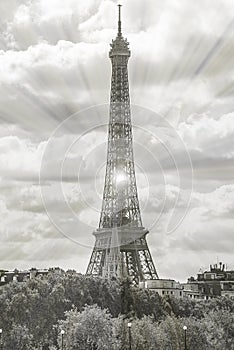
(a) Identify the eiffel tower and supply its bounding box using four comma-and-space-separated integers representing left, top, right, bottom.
86, 5, 158, 284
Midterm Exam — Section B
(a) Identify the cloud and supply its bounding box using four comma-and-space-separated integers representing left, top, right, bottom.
0, 0, 233, 279
0, 0, 233, 135
0, 0, 102, 50
0, 40, 109, 133
179, 112, 234, 157
146, 184, 234, 280
0, 136, 45, 180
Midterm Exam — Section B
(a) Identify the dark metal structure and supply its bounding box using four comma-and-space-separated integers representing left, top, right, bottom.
86, 5, 158, 284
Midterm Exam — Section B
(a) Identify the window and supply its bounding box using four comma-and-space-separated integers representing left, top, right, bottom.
1, 276, 6, 282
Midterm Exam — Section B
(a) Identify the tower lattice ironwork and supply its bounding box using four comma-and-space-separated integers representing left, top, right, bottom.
86, 5, 159, 284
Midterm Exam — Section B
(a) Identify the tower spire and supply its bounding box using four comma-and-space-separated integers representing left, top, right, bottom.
118, 4, 122, 36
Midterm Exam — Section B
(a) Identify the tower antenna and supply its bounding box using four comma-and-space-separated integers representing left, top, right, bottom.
118, 4, 122, 36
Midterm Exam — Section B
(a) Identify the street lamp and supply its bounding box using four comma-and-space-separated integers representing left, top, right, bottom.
0, 329, 2, 350
61, 329, 65, 350
183, 326, 187, 350
127, 322, 132, 350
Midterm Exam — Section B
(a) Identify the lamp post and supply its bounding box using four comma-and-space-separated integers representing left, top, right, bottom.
127, 322, 132, 350
0, 329, 2, 350
183, 326, 187, 350
61, 330, 65, 350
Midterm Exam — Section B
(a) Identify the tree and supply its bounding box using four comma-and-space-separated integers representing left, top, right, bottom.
118, 316, 159, 350
157, 315, 184, 350
131, 288, 164, 320
202, 309, 234, 350
58, 305, 118, 350
120, 278, 135, 316
179, 316, 210, 350
0, 271, 233, 349
2, 324, 35, 350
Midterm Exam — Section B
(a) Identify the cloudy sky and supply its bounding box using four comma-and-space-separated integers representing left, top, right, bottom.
0, 0, 234, 281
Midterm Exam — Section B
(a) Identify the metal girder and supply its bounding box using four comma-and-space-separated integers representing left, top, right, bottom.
86, 9, 159, 283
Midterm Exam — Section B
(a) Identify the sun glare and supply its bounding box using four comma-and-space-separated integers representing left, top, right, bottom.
116, 173, 126, 184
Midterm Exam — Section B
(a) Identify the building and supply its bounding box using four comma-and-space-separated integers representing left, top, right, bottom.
182, 262, 234, 299
0, 268, 49, 286
139, 279, 184, 298
180, 281, 201, 299
139, 262, 234, 300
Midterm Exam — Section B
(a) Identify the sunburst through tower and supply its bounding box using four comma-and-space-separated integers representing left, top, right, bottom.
86, 5, 159, 284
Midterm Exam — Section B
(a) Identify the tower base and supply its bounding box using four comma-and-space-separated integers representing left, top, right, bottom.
86, 227, 159, 284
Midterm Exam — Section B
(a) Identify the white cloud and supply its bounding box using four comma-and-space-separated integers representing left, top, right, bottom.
0, 136, 45, 180
179, 112, 234, 157
0, 0, 102, 49
0, 0, 233, 278
146, 184, 234, 280
149, 183, 234, 218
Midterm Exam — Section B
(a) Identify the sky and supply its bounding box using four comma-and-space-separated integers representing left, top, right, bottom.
0, 0, 234, 281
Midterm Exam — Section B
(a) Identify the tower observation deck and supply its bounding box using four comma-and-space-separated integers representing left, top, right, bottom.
86, 5, 158, 284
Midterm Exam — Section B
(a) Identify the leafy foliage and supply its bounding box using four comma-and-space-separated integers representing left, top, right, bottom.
0, 270, 233, 349
58, 305, 118, 350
